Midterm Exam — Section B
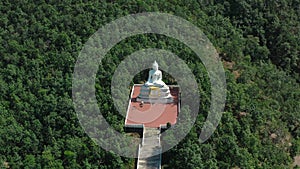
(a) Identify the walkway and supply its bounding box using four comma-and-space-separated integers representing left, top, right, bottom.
137, 127, 162, 169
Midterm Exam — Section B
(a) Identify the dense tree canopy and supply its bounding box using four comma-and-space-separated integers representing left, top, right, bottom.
0, 0, 299, 168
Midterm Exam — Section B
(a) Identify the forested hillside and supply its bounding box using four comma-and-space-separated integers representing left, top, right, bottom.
0, 0, 299, 168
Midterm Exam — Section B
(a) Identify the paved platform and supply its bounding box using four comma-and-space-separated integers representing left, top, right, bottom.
125, 85, 179, 128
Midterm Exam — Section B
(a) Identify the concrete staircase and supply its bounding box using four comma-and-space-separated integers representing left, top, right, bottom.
137, 127, 161, 169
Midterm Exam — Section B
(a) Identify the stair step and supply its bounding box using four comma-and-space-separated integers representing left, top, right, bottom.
137, 127, 162, 169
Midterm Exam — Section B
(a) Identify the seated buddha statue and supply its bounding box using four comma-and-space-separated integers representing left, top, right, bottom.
137, 61, 173, 103
145, 61, 168, 88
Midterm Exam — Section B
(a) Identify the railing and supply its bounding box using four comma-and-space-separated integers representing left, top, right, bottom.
159, 125, 163, 146
157, 125, 162, 169
125, 85, 135, 125
158, 148, 162, 169
142, 125, 145, 146
137, 125, 145, 169
137, 144, 141, 169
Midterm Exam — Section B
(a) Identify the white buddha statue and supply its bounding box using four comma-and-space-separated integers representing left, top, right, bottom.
137, 61, 173, 103
145, 61, 168, 88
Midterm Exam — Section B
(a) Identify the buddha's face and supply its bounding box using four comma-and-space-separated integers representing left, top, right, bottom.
152, 64, 158, 71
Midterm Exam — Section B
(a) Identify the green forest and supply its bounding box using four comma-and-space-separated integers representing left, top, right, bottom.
1, 0, 300, 168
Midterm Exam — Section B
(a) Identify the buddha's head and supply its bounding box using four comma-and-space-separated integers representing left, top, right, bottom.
152, 61, 158, 71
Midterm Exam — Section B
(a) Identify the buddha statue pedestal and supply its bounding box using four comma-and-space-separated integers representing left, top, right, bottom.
137, 85, 173, 103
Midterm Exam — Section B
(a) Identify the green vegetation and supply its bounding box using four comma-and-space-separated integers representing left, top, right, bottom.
0, 0, 299, 168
